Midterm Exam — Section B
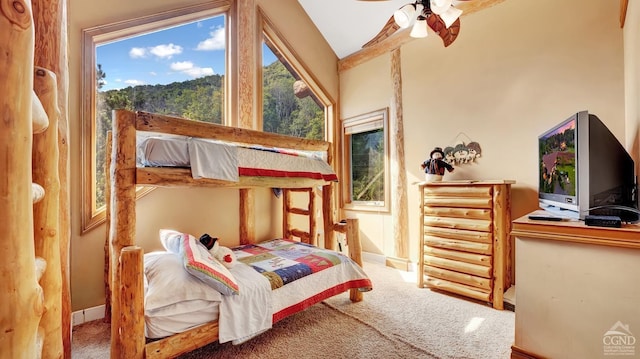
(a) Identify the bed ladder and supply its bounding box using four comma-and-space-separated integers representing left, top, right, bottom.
283, 188, 316, 245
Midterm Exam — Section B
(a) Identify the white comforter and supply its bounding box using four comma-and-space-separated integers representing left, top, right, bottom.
218, 263, 272, 343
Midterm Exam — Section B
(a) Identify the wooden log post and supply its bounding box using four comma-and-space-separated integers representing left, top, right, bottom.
346, 218, 364, 302
0, 0, 43, 357
110, 110, 137, 358
389, 48, 410, 270
33, 67, 63, 359
283, 189, 292, 239
308, 188, 316, 246
104, 132, 112, 323
118, 246, 145, 359
322, 184, 336, 251
32, 0, 72, 354
239, 189, 255, 245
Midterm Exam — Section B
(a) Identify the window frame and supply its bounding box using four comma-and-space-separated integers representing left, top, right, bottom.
259, 11, 335, 141
80, 2, 231, 233
341, 108, 390, 212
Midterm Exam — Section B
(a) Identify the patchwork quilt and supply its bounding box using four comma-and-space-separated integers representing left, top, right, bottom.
233, 238, 362, 290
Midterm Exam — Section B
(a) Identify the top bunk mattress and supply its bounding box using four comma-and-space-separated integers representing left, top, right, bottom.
137, 135, 338, 183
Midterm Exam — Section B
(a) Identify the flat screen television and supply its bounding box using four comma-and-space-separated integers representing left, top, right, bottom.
538, 111, 638, 221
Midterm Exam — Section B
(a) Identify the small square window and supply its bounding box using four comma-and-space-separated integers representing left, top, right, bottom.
342, 109, 389, 211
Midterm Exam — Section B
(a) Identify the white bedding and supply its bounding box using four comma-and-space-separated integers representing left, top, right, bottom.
137, 135, 338, 182
143, 241, 372, 343
218, 263, 272, 343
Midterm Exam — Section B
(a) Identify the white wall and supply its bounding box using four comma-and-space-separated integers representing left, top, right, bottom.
625, 0, 640, 171
340, 0, 625, 264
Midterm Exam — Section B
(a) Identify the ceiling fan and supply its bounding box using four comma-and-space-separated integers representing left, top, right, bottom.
360, 0, 469, 48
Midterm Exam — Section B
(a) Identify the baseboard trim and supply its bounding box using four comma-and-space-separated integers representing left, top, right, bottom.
511, 344, 545, 359
362, 251, 386, 266
72, 305, 105, 327
385, 256, 412, 271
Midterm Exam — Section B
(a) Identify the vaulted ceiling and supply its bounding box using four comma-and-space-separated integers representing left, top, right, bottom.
297, 0, 508, 59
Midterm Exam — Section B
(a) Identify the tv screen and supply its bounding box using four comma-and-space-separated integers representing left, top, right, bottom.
538, 115, 578, 213
538, 111, 638, 221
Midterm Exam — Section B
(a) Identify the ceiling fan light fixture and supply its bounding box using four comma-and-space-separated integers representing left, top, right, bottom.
439, 6, 463, 28
410, 16, 429, 38
394, 3, 424, 29
429, 0, 453, 15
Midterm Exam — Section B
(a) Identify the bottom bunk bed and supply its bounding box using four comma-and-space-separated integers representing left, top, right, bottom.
143, 232, 372, 358
113, 221, 370, 359
107, 110, 371, 358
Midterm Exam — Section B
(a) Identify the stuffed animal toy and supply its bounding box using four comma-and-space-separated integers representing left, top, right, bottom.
199, 233, 237, 269
421, 146, 454, 182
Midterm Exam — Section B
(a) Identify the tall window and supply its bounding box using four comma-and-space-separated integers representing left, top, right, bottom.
82, 3, 229, 232
342, 109, 389, 211
261, 16, 329, 141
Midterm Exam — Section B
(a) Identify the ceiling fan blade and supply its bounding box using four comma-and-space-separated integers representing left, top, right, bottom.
427, 14, 461, 47
362, 15, 400, 48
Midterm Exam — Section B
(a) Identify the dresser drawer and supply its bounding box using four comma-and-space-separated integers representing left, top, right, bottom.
423, 265, 492, 291
423, 277, 491, 302
424, 196, 492, 209
423, 234, 492, 255
423, 206, 492, 220
424, 226, 492, 244
424, 216, 492, 232
424, 246, 491, 266
423, 254, 491, 278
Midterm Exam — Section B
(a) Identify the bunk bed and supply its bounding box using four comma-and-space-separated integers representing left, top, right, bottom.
108, 109, 371, 359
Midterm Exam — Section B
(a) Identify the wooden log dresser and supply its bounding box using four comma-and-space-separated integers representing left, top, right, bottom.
417, 180, 515, 309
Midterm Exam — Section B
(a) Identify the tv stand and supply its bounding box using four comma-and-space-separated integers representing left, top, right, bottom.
510, 214, 640, 358
537, 205, 579, 220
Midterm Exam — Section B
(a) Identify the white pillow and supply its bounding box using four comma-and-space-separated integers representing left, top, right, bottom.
159, 229, 182, 254
144, 251, 222, 312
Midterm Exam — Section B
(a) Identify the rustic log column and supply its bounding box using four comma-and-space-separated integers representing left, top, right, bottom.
104, 132, 112, 323
32, 0, 71, 355
236, 0, 258, 245
110, 110, 137, 358
239, 189, 255, 244
236, 0, 257, 129
33, 67, 63, 359
346, 218, 364, 302
323, 184, 336, 250
389, 48, 410, 267
119, 246, 145, 359
0, 0, 43, 357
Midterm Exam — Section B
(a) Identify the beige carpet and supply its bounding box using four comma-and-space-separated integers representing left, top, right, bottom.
72, 262, 514, 358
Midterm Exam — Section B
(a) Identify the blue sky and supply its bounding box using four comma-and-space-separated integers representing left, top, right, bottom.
97, 15, 277, 91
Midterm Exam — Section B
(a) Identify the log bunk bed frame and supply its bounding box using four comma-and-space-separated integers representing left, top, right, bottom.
107, 109, 365, 359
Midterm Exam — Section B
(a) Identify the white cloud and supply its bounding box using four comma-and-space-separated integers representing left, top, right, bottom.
125, 79, 145, 86
149, 71, 157, 76
170, 61, 194, 71
170, 61, 215, 78
149, 43, 183, 59
184, 67, 214, 77
196, 27, 225, 51
129, 47, 147, 58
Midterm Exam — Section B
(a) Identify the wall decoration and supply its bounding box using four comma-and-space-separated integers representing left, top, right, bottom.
442, 132, 482, 166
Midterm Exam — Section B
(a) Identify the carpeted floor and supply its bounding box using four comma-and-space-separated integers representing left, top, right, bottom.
72, 262, 514, 358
